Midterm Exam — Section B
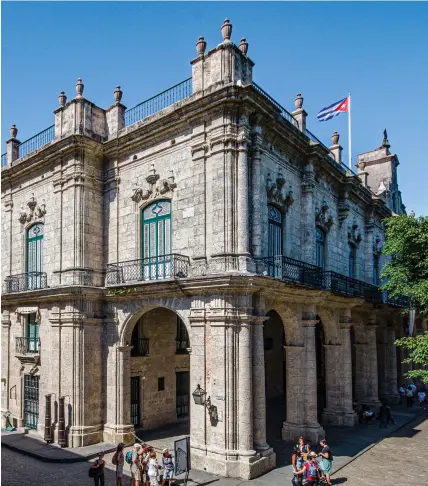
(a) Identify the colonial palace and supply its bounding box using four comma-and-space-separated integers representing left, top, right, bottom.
2, 19, 425, 480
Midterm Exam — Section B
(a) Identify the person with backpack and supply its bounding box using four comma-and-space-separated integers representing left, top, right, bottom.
128, 443, 142, 486
417, 390, 426, 408
294, 452, 320, 486
161, 448, 174, 486
406, 385, 414, 407
112, 443, 125, 486
89, 452, 106, 486
318, 439, 333, 486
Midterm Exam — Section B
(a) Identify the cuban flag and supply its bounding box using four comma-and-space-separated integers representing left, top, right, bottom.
317, 96, 349, 122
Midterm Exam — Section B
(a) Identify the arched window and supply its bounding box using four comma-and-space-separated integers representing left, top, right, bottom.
268, 205, 283, 257
316, 227, 325, 269
142, 200, 172, 279
27, 223, 44, 289
349, 243, 356, 278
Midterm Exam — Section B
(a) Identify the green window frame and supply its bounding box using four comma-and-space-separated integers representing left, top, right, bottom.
27, 223, 44, 289
26, 313, 39, 353
141, 200, 172, 279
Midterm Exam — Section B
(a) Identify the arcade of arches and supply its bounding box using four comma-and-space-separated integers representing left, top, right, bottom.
101, 287, 413, 480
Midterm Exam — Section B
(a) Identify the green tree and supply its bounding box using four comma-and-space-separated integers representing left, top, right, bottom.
382, 214, 428, 383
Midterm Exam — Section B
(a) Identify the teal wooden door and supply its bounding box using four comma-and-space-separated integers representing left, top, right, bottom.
27, 224, 44, 289
142, 200, 172, 280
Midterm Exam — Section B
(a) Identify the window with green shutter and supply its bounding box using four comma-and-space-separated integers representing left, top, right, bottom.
26, 313, 39, 353
27, 223, 44, 289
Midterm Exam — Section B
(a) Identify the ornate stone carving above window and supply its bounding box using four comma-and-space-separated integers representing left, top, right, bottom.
348, 220, 362, 246
131, 165, 177, 204
337, 198, 350, 224
373, 235, 383, 255
266, 170, 294, 213
315, 201, 334, 232
18, 194, 46, 225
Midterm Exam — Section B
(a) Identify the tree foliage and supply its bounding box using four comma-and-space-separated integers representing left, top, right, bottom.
381, 214, 428, 313
395, 332, 428, 383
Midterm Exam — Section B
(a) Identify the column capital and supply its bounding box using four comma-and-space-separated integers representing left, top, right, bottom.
118, 344, 133, 353
301, 319, 319, 328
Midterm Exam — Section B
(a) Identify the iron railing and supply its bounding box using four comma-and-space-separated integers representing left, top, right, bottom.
19, 125, 55, 158
258, 255, 324, 289
323, 271, 382, 302
252, 82, 299, 127
106, 254, 190, 285
176, 339, 189, 354
4, 272, 47, 293
16, 336, 40, 354
1, 153, 7, 168
125, 78, 192, 126
131, 338, 149, 357
382, 291, 410, 308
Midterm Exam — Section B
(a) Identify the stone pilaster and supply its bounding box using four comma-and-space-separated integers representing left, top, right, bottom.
282, 318, 324, 443
250, 124, 263, 259
1, 311, 11, 421
365, 324, 382, 408
353, 342, 369, 403
377, 328, 390, 403
301, 161, 316, 264
236, 115, 250, 260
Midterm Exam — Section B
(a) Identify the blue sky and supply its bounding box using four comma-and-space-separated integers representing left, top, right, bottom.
2, 2, 427, 215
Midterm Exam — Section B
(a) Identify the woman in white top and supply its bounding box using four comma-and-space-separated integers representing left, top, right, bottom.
147, 450, 160, 486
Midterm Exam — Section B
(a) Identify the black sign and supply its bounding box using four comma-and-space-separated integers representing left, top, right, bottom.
174, 436, 190, 476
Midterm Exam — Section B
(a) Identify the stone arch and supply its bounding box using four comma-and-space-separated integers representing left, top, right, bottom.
264, 300, 302, 345
316, 307, 340, 344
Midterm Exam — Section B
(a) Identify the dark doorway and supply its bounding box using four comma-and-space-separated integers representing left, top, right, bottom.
264, 310, 286, 442
131, 376, 140, 426
24, 375, 39, 429
176, 371, 190, 419
315, 319, 326, 423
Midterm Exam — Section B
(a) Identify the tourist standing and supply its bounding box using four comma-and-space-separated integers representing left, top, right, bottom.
161, 448, 174, 486
148, 450, 160, 486
295, 452, 319, 486
112, 443, 125, 486
318, 439, 333, 486
131, 443, 142, 486
406, 385, 414, 407
90, 452, 106, 486
417, 390, 426, 408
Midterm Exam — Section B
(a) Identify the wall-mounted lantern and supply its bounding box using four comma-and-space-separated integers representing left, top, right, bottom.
192, 384, 218, 421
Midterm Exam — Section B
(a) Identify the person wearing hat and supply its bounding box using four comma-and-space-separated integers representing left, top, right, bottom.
295, 452, 319, 486
161, 448, 174, 486
131, 443, 143, 486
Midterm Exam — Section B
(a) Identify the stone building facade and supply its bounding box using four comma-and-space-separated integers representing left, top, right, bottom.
1, 19, 423, 480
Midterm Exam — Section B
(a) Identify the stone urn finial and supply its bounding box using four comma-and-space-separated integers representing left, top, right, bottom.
238, 37, 248, 55
76, 78, 84, 98
331, 131, 340, 146
196, 36, 207, 57
294, 93, 303, 110
221, 18, 232, 43
10, 124, 18, 139
114, 85, 123, 104
409, 210, 416, 218
58, 91, 67, 107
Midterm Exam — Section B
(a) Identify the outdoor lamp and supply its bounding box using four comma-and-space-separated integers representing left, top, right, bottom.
192, 384, 207, 406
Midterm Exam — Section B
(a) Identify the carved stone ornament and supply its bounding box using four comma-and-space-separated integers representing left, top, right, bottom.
18, 194, 46, 224
266, 170, 294, 213
348, 219, 362, 246
373, 235, 383, 255
337, 198, 350, 223
315, 201, 334, 232
131, 164, 177, 204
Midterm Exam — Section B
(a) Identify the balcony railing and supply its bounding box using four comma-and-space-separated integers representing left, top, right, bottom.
4, 272, 48, 293
125, 78, 192, 126
323, 271, 382, 303
176, 339, 189, 354
252, 82, 299, 128
106, 254, 190, 285
131, 338, 149, 357
16, 337, 40, 354
258, 255, 324, 289
382, 291, 410, 308
19, 125, 55, 158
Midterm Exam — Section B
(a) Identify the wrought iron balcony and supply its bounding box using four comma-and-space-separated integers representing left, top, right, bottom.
257, 255, 324, 289
176, 339, 189, 354
322, 271, 382, 303
4, 272, 48, 293
16, 337, 40, 354
382, 291, 410, 308
131, 338, 149, 357
106, 254, 190, 285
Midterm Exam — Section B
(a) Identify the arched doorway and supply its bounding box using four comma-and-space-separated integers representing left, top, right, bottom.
315, 318, 326, 423
128, 307, 190, 435
264, 310, 286, 441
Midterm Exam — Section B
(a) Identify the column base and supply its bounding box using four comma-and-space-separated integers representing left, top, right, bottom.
190, 443, 276, 480
68, 424, 104, 447
103, 423, 135, 445
254, 442, 274, 457
322, 409, 357, 427
282, 421, 325, 444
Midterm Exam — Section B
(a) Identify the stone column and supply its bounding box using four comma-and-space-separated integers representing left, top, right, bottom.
250, 124, 263, 259
301, 161, 316, 264
237, 125, 250, 259
365, 325, 381, 408
353, 343, 368, 403
238, 322, 254, 453
252, 319, 270, 453
338, 323, 356, 424
377, 334, 389, 403
283, 320, 324, 443
1, 312, 11, 418
386, 325, 400, 404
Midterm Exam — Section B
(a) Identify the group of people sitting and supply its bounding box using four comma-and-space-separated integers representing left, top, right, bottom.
354, 403, 396, 427
291, 436, 333, 486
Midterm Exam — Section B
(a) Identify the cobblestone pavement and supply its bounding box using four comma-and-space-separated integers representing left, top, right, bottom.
332, 415, 428, 486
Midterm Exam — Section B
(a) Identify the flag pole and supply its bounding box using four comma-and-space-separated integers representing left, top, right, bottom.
348, 93, 352, 170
